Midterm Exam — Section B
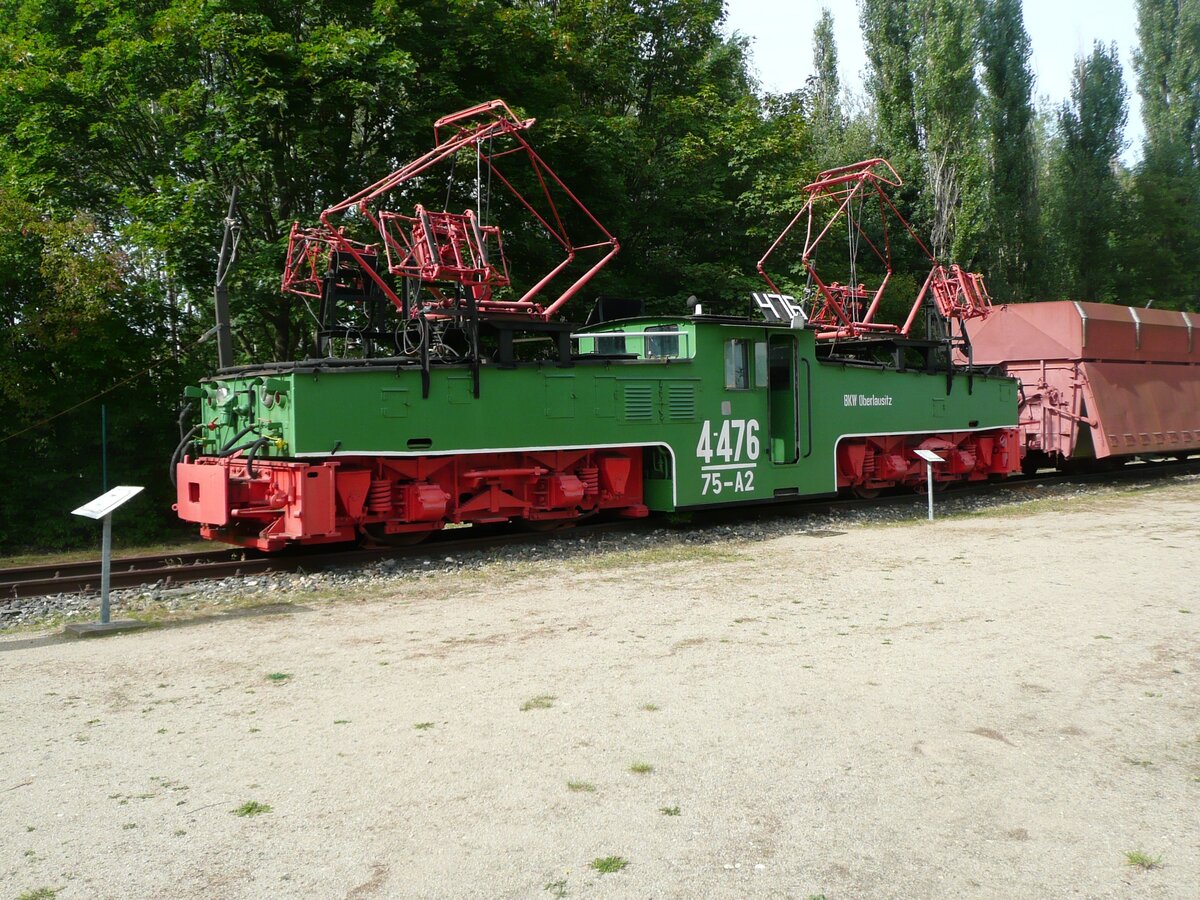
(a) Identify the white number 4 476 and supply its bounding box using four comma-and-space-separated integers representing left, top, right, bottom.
696, 418, 760, 464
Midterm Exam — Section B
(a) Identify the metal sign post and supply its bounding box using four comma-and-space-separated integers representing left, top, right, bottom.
67, 486, 146, 637
913, 449, 945, 521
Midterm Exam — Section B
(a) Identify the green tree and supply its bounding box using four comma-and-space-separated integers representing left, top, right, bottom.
0, 0, 421, 361
860, 0, 986, 296
859, 0, 930, 305
1044, 42, 1129, 301
809, 7, 843, 170
861, 0, 923, 171
912, 0, 985, 263
542, 0, 803, 311
1135, 0, 1200, 161
1125, 0, 1200, 309
0, 188, 196, 550
980, 0, 1041, 300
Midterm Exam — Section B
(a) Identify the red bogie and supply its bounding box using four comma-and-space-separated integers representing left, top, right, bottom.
836, 429, 1019, 492
175, 449, 647, 552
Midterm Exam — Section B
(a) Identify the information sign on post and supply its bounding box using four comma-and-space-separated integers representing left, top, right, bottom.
912, 450, 945, 521
68, 486, 145, 635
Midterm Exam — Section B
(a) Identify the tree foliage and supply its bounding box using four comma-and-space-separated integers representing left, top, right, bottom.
980, 0, 1041, 300
809, 7, 843, 167
0, 187, 198, 549
1043, 42, 1128, 302
1126, 0, 1200, 309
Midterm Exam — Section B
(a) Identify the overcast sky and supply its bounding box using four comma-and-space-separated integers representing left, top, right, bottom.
723, 0, 1144, 162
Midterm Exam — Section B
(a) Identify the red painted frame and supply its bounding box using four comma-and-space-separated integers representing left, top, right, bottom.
281, 100, 619, 321
757, 158, 992, 340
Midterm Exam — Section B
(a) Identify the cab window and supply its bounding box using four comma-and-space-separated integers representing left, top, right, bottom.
595, 334, 626, 355
646, 325, 680, 359
724, 339, 750, 389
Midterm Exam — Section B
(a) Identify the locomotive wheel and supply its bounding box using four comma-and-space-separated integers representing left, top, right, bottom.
852, 486, 881, 499
361, 524, 435, 547
916, 479, 949, 493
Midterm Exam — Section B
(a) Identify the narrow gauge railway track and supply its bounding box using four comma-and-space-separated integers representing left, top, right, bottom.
0, 548, 266, 601
3, 458, 1197, 604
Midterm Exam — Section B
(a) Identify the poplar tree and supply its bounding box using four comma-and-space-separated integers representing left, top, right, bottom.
1136, 0, 1200, 163
912, 0, 984, 263
860, 0, 922, 175
980, 0, 1040, 300
1044, 43, 1128, 302
860, 0, 985, 268
1127, 0, 1200, 309
810, 7, 843, 162
859, 0, 929, 302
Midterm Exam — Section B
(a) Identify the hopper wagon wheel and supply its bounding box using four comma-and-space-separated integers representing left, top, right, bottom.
851, 486, 881, 499
360, 523, 435, 547
1020, 457, 1041, 476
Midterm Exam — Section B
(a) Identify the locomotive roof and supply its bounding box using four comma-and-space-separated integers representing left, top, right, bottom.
579, 313, 794, 329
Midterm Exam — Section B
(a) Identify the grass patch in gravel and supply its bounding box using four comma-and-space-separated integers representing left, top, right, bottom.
1124, 850, 1162, 870
629, 761, 654, 774
232, 800, 272, 817
521, 694, 556, 711
573, 543, 739, 572
266, 672, 291, 682
945, 477, 1188, 522
590, 856, 628, 874
16, 889, 59, 900
0, 539, 212, 569
660, 805, 680, 816
413, 722, 435, 730
567, 780, 596, 793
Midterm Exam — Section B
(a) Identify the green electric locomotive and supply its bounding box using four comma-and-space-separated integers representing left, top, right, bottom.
175, 314, 1018, 550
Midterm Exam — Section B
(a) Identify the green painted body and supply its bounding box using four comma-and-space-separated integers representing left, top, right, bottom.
190, 317, 1018, 510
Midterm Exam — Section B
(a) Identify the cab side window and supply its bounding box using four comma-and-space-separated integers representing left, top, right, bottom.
724, 339, 750, 390
645, 325, 680, 358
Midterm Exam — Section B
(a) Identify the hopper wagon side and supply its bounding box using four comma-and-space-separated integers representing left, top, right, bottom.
967, 301, 1200, 471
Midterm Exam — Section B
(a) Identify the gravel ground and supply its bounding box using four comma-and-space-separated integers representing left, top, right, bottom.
1, 476, 1198, 898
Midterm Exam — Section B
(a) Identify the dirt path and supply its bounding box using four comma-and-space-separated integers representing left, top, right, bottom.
2, 483, 1198, 899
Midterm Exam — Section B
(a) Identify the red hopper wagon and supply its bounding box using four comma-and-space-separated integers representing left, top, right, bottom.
967, 301, 1200, 470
